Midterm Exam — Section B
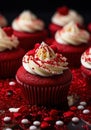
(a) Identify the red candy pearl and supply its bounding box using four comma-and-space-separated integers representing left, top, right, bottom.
70, 106, 77, 112
63, 111, 74, 118
43, 117, 54, 123
40, 121, 50, 129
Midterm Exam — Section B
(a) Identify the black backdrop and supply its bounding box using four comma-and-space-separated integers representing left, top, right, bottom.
0, 0, 91, 25
0, 0, 90, 12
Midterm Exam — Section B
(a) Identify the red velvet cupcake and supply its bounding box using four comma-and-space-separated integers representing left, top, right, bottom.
16, 42, 72, 110
0, 27, 25, 79
48, 6, 84, 37
52, 21, 90, 68
81, 47, 91, 86
12, 10, 48, 51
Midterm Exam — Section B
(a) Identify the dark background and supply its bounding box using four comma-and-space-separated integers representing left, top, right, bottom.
0, 0, 91, 26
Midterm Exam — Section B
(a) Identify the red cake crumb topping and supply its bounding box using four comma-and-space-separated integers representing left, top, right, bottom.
34, 43, 40, 50
57, 6, 69, 15
40, 121, 50, 129
3, 27, 13, 36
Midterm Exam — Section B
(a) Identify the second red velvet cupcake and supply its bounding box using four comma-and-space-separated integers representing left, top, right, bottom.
48, 6, 84, 37
0, 27, 25, 79
12, 10, 48, 51
53, 21, 90, 68
16, 41, 72, 110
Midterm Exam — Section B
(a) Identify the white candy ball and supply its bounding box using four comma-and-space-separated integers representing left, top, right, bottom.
3, 116, 11, 122
80, 101, 87, 106
5, 128, 12, 130
55, 120, 64, 126
72, 117, 79, 123
33, 121, 40, 126
9, 107, 20, 112
29, 125, 37, 130
9, 81, 16, 86
21, 119, 29, 124
83, 109, 90, 114
77, 105, 84, 110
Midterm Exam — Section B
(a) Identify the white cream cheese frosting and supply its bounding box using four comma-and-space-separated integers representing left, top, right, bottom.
22, 41, 68, 77
0, 27, 19, 51
52, 9, 83, 26
55, 21, 90, 46
81, 48, 91, 69
12, 10, 45, 33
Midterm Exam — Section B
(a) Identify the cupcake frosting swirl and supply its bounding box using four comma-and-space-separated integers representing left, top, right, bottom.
52, 9, 83, 26
0, 28, 19, 51
81, 48, 91, 69
55, 21, 90, 46
22, 42, 68, 77
12, 10, 45, 33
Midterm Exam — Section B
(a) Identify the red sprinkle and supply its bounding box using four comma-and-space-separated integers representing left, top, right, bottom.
3, 27, 13, 36
34, 43, 40, 50
43, 117, 54, 123
27, 49, 35, 55
70, 106, 77, 112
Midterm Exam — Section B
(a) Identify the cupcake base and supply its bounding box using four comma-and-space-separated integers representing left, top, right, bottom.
16, 66, 72, 110
81, 65, 91, 86
0, 47, 25, 79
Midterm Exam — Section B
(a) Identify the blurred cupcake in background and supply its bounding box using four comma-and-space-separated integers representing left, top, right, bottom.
81, 47, 91, 86
11, 10, 48, 51
52, 21, 90, 68
0, 13, 8, 27
48, 6, 84, 37
0, 27, 25, 79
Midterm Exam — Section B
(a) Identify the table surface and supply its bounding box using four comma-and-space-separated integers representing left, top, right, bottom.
0, 68, 91, 130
